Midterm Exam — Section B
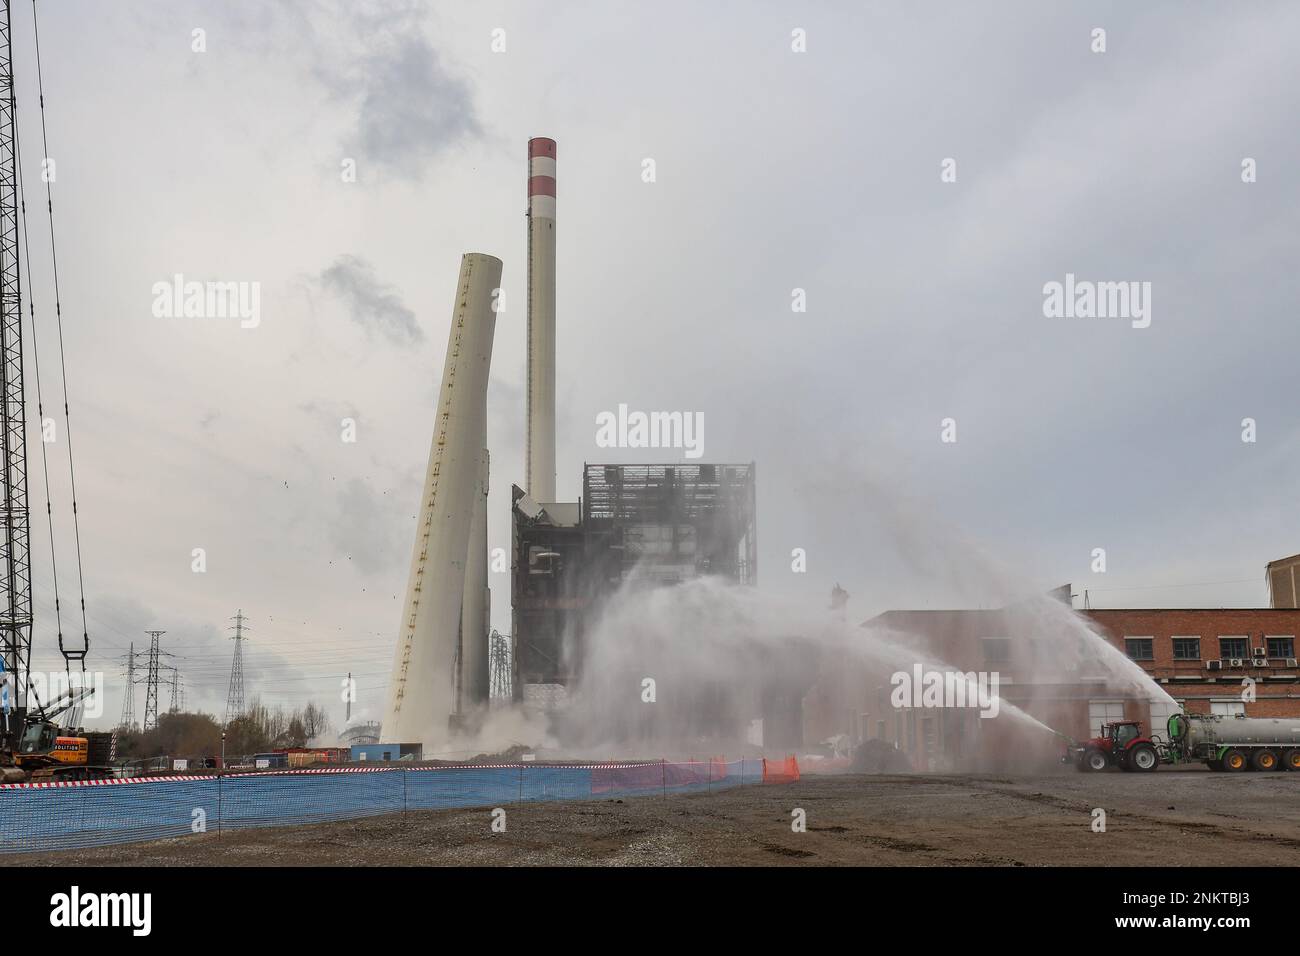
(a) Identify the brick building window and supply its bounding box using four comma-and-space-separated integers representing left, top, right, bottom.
1218, 636, 1249, 659
1266, 635, 1295, 659
982, 638, 1011, 663
1171, 637, 1202, 661
1125, 638, 1154, 661
1211, 700, 1246, 716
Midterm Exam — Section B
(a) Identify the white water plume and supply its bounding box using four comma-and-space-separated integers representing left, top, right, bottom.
429, 455, 1179, 767
548, 572, 1166, 758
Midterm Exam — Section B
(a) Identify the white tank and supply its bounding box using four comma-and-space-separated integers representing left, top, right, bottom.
383, 253, 502, 745
1174, 713, 1300, 749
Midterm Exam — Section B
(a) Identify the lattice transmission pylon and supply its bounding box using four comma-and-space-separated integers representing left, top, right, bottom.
489, 629, 511, 704
225, 609, 249, 724
118, 642, 136, 730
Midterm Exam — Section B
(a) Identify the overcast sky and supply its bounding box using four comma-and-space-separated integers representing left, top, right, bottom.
12, 0, 1298, 729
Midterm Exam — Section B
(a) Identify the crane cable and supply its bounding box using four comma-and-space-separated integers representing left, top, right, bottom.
13, 124, 61, 716
30, 0, 89, 715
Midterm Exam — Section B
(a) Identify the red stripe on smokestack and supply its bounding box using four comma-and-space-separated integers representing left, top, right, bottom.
529, 137, 556, 159
528, 175, 556, 197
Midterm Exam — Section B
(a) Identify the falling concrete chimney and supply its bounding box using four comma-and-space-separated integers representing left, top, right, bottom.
383, 253, 502, 744
458, 295, 491, 714
459, 446, 490, 709
526, 136, 556, 503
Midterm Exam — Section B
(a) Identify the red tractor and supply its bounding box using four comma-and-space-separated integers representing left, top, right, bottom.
1068, 720, 1161, 772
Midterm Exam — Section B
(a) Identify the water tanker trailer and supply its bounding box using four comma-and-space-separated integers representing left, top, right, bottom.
1166, 713, 1300, 772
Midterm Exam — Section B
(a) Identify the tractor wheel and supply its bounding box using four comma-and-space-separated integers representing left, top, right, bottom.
1082, 749, 1109, 772
1251, 750, 1278, 772
1281, 749, 1300, 772
1129, 744, 1159, 772
1222, 749, 1249, 772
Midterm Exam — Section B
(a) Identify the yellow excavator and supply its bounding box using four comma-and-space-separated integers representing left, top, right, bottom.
1, 687, 115, 783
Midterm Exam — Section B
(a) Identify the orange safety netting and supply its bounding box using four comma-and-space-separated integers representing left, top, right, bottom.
761, 755, 800, 784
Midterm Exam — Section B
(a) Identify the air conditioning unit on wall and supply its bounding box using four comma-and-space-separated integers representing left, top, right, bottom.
1229, 658, 1244, 668
1252, 657, 1268, 668
1206, 659, 1222, 671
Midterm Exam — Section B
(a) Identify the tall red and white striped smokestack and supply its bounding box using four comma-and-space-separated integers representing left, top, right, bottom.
526, 137, 556, 503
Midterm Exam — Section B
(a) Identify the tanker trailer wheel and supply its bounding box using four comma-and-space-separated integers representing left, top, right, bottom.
1251, 750, 1278, 772
1281, 749, 1300, 771
1222, 749, 1249, 772
1082, 749, 1109, 772
1129, 744, 1159, 772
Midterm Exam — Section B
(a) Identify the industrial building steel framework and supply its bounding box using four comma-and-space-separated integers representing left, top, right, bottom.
583, 463, 758, 584
511, 463, 758, 696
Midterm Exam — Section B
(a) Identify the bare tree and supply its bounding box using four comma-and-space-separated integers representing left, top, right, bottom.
301, 701, 332, 741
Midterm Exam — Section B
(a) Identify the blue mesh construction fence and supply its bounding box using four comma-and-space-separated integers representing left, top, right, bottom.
0, 758, 771, 854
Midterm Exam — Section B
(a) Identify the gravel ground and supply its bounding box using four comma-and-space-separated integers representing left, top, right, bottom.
12, 766, 1300, 866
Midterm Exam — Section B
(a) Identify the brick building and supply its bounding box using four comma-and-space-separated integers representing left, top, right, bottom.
1267, 553, 1300, 608
1086, 608, 1299, 719
802, 599, 1300, 771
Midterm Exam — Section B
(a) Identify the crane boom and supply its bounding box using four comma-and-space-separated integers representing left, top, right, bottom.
0, 0, 32, 750
38, 685, 93, 724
